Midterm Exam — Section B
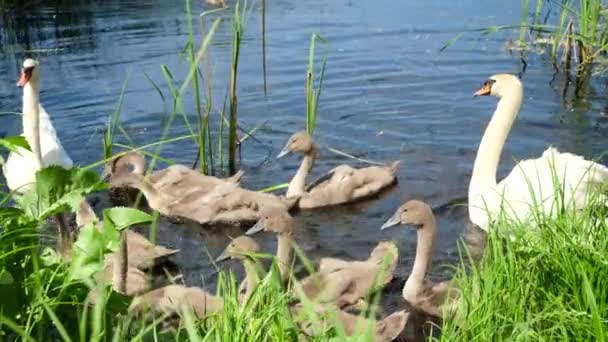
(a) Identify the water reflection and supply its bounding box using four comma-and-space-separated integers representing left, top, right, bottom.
0, 0, 96, 58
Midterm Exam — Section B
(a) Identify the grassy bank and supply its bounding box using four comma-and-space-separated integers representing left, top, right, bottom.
439, 185, 608, 340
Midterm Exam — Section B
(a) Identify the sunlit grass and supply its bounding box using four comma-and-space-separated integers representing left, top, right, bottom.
440, 179, 608, 341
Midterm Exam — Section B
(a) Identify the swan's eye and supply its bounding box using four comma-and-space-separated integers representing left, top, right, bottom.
22, 66, 35, 76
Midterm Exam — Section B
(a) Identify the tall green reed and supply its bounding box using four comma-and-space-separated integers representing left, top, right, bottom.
444, 0, 608, 75
228, 0, 253, 174
185, 0, 206, 174
305, 33, 327, 137
525, 0, 607, 69
102, 77, 130, 161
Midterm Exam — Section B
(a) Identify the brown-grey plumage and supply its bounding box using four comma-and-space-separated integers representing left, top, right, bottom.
245, 208, 296, 283
130, 236, 261, 318
109, 172, 296, 226
104, 152, 244, 205
381, 200, 459, 319
292, 303, 409, 342
297, 241, 399, 309
278, 131, 399, 209
90, 253, 150, 297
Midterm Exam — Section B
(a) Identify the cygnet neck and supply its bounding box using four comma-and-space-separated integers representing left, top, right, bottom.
286, 147, 316, 198
276, 231, 294, 283
402, 216, 437, 302
115, 175, 164, 209
242, 258, 260, 301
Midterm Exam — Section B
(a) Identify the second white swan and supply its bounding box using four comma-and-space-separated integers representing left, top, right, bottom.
4, 58, 73, 192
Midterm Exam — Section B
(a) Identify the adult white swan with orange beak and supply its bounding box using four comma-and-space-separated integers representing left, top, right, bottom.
3, 58, 73, 192
469, 74, 608, 231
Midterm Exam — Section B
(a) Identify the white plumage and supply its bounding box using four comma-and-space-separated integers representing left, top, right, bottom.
3, 59, 73, 193
469, 74, 608, 231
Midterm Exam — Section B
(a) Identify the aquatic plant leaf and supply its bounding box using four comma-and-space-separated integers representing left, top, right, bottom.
103, 207, 152, 232
0, 136, 30, 154
105, 290, 130, 313
102, 207, 152, 251
15, 166, 107, 221
70, 223, 106, 281
0, 207, 37, 232
0, 268, 14, 285
440, 31, 465, 52
258, 182, 289, 193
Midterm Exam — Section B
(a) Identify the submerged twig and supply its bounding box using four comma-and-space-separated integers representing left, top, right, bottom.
326, 147, 387, 166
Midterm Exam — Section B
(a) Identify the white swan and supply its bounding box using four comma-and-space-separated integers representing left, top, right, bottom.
469, 74, 608, 231
3, 58, 73, 193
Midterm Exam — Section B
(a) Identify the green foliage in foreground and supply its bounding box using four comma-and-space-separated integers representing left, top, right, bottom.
440, 188, 608, 341
0, 165, 371, 341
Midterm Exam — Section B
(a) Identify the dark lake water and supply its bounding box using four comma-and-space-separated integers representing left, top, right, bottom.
2, 0, 608, 329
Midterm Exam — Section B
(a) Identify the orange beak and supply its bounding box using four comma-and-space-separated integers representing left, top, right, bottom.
473, 82, 492, 97
17, 68, 32, 87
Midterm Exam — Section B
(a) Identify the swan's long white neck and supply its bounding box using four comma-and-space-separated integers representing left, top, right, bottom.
469, 85, 523, 195
22, 82, 43, 169
286, 149, 315, 197
402, 216, 436, 302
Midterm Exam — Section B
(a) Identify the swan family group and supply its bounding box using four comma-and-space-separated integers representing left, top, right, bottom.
5, 58, 608, 340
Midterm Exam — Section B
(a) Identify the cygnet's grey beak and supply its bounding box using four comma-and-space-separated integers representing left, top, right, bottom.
380, 213, 401, 230
276, 145, 291, 159
101, 168, 111, 183
246, 221, 265, 235
215, 250, 230, 262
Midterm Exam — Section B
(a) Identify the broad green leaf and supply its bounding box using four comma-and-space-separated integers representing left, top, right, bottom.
102, 207, 152, 251
103, 207, 152, 232
0, 207, 35, 230
16, 166, 107, 220
70, 223, 106, 281
0, 136, 30, 154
